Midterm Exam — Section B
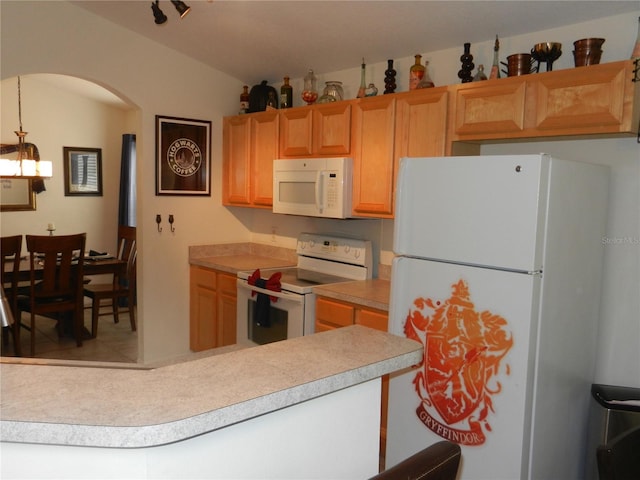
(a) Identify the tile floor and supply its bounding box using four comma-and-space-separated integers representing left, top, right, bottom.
1, 305, 138, 363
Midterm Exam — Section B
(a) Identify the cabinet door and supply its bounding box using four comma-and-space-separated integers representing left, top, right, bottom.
189, 266, 217, 351
279, 108, 313, 156
355, 308, 388, 332
217, 273, 238, 347
533, 61, 634, 135
222, 115, 251, 205
351, 95, 396, 217
394, 88, 448, 159
313, 102, 352, 155
315, 297, 354, 332
452, 78, 527, 139
250, 111, 279, 206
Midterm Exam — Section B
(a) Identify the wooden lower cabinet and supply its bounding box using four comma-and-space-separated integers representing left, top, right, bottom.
190, 266, 237, 351
315, 296, 389, 469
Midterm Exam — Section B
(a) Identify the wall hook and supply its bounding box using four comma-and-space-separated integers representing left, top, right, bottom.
156, 214, 162, 232
168, 214, 175, 233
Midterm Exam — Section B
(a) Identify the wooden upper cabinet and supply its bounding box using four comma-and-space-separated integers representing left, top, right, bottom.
222, 110, 278, 207
313, 102, 352, 155
394, 88, 449, 159
451, 78, 528, 140
279, 102, 351, 157
532, 60, 638, 135
250, 111, 279, 206
450, 60, 640, 142
279, 107, 313, 156
222, 115, 251, 205
351, 95, 396, 218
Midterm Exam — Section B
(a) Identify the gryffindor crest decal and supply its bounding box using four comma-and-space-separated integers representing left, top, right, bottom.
405, 279, 513, 445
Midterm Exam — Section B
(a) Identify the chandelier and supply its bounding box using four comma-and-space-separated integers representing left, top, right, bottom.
0, 76, 52, 178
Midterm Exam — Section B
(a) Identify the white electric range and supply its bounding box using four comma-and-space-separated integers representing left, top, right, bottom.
236, 233, 372, 346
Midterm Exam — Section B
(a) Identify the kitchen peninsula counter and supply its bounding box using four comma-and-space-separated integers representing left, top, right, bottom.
0, 325, 420, 449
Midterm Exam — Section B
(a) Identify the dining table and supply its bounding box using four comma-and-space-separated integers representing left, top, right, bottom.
3, 255, 128, 342
5, 255, 127, 283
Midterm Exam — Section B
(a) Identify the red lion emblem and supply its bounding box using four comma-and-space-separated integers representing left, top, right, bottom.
405, 279, 513, 445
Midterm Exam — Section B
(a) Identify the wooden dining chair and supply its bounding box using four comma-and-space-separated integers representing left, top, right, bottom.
84, 225, 137, 338
1, 235, 23, 356
17, 233, 86, 357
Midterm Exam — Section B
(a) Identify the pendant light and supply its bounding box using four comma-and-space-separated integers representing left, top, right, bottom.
0, 77, 52, 178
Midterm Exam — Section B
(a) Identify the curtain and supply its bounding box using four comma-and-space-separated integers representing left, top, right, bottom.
118, 134, 136, 227
117, 134, 136, 307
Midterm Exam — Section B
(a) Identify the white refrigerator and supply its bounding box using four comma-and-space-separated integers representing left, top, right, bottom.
386, 154, 609, 480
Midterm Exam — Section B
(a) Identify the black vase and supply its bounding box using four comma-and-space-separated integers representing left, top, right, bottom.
458, 43, 475, 83
384, 59, 397, 94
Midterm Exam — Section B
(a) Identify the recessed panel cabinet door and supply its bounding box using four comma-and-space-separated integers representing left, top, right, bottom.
533, 61, 633, 134
250, 110, 279, 206
394, 88, 448, 159
189, 266, 217, 351
222, 116, 251, 205
351, 95, 396, 217
313, 102, 352, 155
279, 107, 314, 156
452, 79, 527, 139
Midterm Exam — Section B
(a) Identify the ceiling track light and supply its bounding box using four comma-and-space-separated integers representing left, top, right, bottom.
172, 0, 191, 18
151, 0, 191, 25
151, 1, 167, 24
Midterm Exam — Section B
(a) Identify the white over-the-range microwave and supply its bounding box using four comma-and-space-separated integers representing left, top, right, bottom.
272, 157, 353, 219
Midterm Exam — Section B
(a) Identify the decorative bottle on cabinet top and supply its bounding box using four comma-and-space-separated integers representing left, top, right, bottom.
409, 54, 425, 90
266, 91, 278, 109
458, 43, 474, 83
489, 35, 501, 79
473, 64, 488, 81
384, 59, 397, 94
280, 76, 293, 108
239, 85, 250, 114
357, 58, 367, 98
301, 69, 318, 105
417, 60, 435, 88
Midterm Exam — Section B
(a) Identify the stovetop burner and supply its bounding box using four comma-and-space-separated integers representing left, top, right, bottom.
255, 267, 352, 291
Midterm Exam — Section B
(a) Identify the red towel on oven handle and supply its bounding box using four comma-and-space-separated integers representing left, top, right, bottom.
247, 269, 282, 302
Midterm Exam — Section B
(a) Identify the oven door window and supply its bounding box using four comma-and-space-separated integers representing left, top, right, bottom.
247, 299, 289, 345
237, 279, 305, 346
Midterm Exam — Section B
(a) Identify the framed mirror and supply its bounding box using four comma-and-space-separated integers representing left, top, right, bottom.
0, 177, 36, 211
63, 146, 103, 196
0, 146, 37, 211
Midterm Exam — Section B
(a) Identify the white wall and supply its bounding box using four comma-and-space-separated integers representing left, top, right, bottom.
1, 1, 250, 363
2, 2, 638, 386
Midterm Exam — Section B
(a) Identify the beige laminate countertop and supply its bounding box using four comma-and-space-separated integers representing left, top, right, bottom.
0, 326, 421, 448
190, 254, 295, 275
313, 279, 391, 312
189, 249, 391, 311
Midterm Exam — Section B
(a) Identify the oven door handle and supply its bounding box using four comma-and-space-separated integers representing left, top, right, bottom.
237, 279, 304, 304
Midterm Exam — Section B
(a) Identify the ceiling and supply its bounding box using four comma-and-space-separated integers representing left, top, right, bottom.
72, 0, 640, 86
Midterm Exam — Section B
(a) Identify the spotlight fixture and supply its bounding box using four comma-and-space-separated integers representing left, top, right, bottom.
151, 1, 167, 25
151, 0, 191, 25
171, 0, 191, 18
